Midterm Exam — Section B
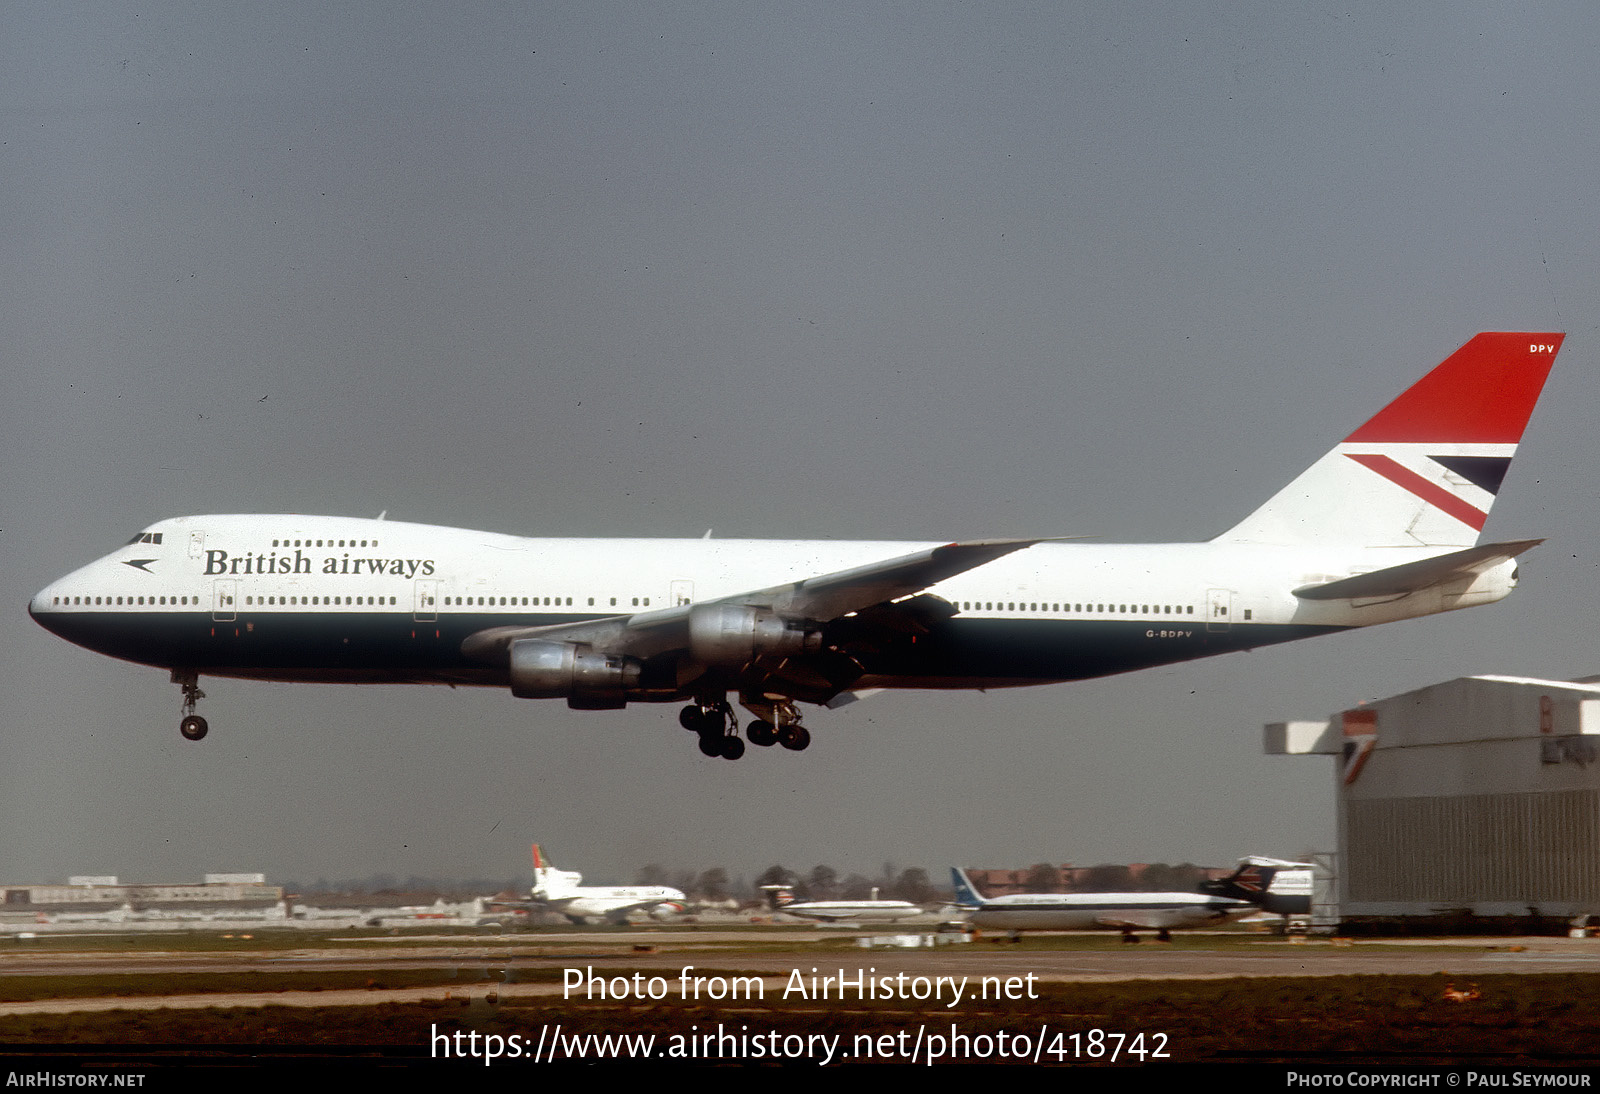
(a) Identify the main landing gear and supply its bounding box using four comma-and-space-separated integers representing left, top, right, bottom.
746, 718, 810, 751
745, 697, 811, 752
678, 699, 811, 760
680, 701, 742, 760
173, 670, 208, 742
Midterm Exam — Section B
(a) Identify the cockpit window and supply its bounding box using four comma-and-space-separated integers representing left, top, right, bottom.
124, 532, 163, 545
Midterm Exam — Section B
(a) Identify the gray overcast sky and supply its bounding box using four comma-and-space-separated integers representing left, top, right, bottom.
4, 3, 1597, 887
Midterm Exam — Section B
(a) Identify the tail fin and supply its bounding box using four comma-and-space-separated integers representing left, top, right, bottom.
949, 868, 987, 908
1217, 333, 1563, 548
1202, 856, 1311, 914
530, 843, 549, 898
529, 843, 580, 900
758, 884, 796, 911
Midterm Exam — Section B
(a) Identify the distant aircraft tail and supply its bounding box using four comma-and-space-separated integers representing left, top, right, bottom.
1216, 333, 1563, 548
530, 843, 581, 900
949, 867, 987, 908
1202, 856, 1311, 914
758, 884, 796, 911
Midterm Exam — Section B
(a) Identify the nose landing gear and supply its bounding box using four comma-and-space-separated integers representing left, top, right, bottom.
173, 670, 208, 741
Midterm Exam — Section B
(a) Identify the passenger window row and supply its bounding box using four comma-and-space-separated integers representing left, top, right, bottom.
51, 592, 659, 610
54, 593, 1196, 617
959, 601, 1197, 615
270, 538, 377, 548
442, 596, 652, 608
245, 596, 397, 606
53, 595, 194, 606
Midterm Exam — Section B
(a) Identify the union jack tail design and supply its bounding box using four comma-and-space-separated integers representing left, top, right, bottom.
1203, 857, 1289, 900
1218, 333, 1564, 548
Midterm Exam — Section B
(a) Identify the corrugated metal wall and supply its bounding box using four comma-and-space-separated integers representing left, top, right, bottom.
1346, 789, 1600, 904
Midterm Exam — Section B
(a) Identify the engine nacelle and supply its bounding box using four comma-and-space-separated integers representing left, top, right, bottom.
509, 639, 641, 706
687, 603, 822, 666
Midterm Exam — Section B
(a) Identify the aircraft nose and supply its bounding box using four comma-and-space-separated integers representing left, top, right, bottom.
28, 583, 62, 635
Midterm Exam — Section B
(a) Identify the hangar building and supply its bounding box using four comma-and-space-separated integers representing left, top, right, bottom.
1267, 674, 1600, 928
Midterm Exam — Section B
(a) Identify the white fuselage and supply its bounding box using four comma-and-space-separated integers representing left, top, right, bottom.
959, 891, 1248, 932
774, 899, 926, 923
27, 513, 1517, 693
533, 863, 686, 923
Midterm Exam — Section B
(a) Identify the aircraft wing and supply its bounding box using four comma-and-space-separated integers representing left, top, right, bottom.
461, 538, 1043, 668
748, 538, 1048, 621
1292, 539, 1542, 601
594, 897, 685, 922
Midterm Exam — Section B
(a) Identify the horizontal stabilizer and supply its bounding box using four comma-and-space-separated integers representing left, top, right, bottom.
1292, 539, 1542, 601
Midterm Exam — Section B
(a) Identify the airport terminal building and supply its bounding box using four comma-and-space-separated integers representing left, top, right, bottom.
1269, 674, 1600, 928
1, 873, 284, 925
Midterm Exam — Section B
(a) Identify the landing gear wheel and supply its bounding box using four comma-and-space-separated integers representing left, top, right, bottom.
778, 724, 811, 751
679, 706, 705, 731
720, 736, 746, 760
746, 719, 777, 746
173, 670, 209, 742
697, 732, 723, 757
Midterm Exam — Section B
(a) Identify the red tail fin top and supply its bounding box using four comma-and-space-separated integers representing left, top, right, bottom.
1344, 332, 1563, 444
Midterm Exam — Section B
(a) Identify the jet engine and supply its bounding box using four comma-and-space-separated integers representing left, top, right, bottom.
509, 639, 641, 709
686, 603, 822, 666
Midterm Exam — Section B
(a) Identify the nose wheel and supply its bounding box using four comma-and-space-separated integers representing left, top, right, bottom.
173, 670, 208, 742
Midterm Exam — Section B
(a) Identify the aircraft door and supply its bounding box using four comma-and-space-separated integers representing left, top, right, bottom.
1206, 588, 1231, 632
213, 579, 237, 622
670, 580, 694, 607
414, 579, 439, 622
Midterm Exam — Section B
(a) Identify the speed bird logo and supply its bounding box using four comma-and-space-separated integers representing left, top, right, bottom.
1230, 867, 1266, 894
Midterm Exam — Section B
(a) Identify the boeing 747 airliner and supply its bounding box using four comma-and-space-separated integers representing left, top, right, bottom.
29, 333, 1564, 759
